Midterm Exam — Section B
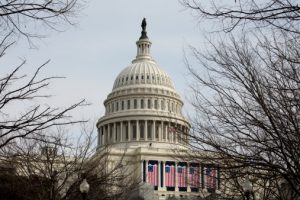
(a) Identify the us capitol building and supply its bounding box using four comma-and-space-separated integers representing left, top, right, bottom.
96, 19, 219, 200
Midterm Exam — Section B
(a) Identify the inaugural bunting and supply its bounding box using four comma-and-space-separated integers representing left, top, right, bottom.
177, 165, 187, 187
148, 163, 158, 186
165, 164, 175, 187
189, 165, 200, 188
204, 166, 217, 189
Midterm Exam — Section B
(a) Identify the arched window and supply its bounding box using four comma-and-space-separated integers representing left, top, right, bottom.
141, 99, 144, 109
134, 99, 137, 109
127, 100, 131, 109
161, 100, 165, 110
148, 99, 151, 109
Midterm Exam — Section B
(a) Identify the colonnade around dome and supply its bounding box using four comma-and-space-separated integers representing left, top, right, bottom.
97, 119, 189, 147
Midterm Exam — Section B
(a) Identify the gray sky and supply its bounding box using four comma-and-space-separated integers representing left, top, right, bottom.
2, 0, 207, 124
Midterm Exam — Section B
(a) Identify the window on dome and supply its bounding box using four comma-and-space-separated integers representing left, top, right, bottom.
127, 100, 131, 109
141, 99, 144, 109
116, 102, 119, 111
154, 100, 158, 109
152, 75, 155, 80
122, 77, 124, 82
161, 100, 165, 110
147, 75, 149, 79
141, 75, 144, 79
131, 76, 133, 80
112, 103, 114, 112
171, 102, 174, 112
136, 75, 139, 80
121, 101, 124, 110
148, 99, 151, 109
134, 99, 137, 109
126, 77, 128, 81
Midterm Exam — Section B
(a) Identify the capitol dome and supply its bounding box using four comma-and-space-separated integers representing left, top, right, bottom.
96, 19, 190, 150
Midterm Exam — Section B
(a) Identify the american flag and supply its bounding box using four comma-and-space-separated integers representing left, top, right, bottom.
189, 166, 199, 188
165, 164, 175, 187
148, 163, 158, 186
205, 167, 217, 189
177, 165, 187, 187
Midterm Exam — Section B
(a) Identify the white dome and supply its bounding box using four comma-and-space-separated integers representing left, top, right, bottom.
97, 21, 190, 150
112, 59, 175, 91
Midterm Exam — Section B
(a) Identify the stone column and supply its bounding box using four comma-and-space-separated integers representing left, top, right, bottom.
113, 122, 116, 142
103, 126, 106, 145
145, 120, 148, 141
136, 120, 140, 140
168, 122, 171, 142
158, 161, 161, 189
108, 124, 111, 144
164, 123, 168, 142
187, 163, 191, 192
175, 162, 179, 192
128, 121, 131, 141
159, 121, 162, 142
152, 120, 155, 141
145, 160, 148, 183
97, 128, 100, 146
162, 161, 166, 191
175, 124, 178, 144
141, 160, 144, 182
120, 121, 123, 142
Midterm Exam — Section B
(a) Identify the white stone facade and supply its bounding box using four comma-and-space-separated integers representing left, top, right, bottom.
96, 20, 219, 199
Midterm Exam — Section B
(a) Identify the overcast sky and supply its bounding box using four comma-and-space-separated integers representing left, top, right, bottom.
2, 0, 209, 125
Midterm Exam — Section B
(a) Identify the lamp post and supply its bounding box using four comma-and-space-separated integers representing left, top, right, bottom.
242, 177, 253, 200
79, 178, 90, 200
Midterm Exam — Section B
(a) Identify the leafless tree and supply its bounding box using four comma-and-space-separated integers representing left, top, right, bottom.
180, 0, 300, 200
0, 0, 81, 43
0, 64, 86, 149
0, 0, 85, 149
0, 123, 138, 200
180, 0, 300, 34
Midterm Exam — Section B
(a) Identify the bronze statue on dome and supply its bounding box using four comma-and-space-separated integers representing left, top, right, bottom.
140, 18, 148, 39
141, 18, 147, 31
